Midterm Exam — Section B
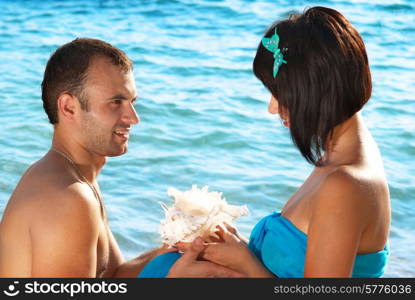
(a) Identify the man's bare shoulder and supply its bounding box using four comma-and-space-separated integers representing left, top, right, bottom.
3, 156, 100, 229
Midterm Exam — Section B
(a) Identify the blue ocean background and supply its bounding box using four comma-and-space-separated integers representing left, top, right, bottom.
0, 0, 414, 277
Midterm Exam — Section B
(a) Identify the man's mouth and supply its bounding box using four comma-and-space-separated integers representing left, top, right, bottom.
114, 128, 130, 139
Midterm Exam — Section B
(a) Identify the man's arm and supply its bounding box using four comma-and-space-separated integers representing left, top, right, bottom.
112, 245, 174, 277
30, 186, 101, 277
114, 238, 246, 278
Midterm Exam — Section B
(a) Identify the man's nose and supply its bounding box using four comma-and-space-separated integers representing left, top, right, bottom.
123, 103, 140, 125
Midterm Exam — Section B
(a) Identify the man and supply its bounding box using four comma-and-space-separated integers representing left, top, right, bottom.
0, 38, 239, 278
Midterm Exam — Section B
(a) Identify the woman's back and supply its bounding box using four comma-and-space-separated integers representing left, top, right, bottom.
277, 114, 390, 276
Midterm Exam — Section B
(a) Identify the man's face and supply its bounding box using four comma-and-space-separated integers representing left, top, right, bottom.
77, 56, 139, 157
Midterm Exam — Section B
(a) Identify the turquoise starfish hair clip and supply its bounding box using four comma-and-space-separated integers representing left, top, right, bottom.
261, 28, 287, 77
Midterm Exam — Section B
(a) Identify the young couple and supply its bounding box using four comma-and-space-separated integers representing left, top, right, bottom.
0, 6, 390, 278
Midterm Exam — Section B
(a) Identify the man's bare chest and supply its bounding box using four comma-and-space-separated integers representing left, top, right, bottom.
96, 222, 110, 277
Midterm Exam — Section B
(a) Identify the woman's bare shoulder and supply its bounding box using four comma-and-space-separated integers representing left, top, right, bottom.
313, 165, 383, 220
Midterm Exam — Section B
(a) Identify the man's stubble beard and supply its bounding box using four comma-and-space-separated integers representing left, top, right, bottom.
80, 112, 128, 157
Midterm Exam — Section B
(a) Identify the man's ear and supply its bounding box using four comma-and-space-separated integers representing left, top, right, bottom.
57, 93, 78, 121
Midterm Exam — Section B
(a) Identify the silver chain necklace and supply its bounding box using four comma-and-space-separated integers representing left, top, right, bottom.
51, 147, 105, 219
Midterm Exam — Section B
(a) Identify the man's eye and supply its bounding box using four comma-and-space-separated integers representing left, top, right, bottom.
112, 100, 122, 105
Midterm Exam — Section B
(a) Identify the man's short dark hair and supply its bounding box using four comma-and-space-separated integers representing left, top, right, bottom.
253, 6, 372, 166
41, 38, 133, 124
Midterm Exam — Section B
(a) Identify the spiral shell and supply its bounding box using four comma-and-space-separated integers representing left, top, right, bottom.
159, 185, 249, 246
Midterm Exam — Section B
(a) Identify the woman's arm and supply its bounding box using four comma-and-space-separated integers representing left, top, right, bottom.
168, 237, 246, 278
199, 225, 274, 277
304, 171, 370, 277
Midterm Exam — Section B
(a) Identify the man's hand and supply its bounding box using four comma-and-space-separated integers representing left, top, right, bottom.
167, 237, 245, 278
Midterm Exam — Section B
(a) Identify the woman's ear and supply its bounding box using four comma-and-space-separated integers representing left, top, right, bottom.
268, 96, 279, 114
57, 93, 77, 121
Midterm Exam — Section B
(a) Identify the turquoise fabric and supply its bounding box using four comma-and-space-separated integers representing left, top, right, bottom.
248, 212, 389, 278
138, 211, 389, 278
138, 252, 181, 278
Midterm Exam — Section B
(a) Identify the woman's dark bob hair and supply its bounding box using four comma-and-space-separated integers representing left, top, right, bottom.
253, 6, 372, 166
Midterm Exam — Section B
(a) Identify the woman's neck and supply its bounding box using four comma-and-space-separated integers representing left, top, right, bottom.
322, 113, 368, 167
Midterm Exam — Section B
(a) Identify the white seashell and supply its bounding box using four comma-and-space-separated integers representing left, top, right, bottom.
159, 185, 249, 246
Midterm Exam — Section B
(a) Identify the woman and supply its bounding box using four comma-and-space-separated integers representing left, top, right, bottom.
140, 6, 390, 278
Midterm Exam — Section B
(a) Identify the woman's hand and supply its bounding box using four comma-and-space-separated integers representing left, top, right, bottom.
167, 237, 245, 278
200, 224, 274, 277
